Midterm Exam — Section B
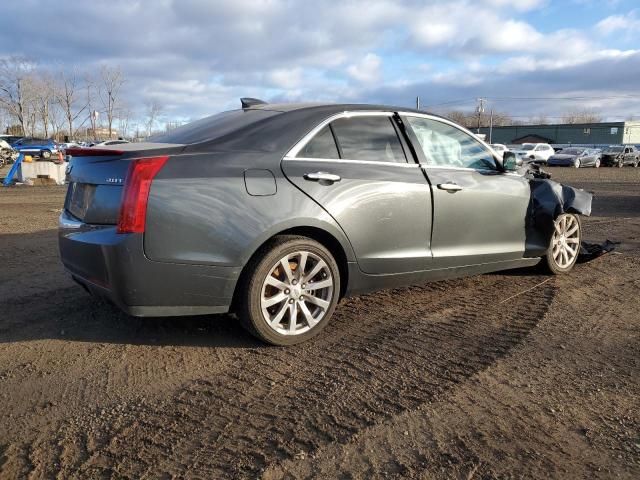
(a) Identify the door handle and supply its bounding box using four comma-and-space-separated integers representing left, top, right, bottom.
437, 182, 463, 192
303, 172, 341, 183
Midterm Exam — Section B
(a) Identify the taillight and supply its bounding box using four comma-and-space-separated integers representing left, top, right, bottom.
117, 156, 169, 234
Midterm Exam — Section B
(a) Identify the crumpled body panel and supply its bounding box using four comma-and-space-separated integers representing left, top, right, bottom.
525, 178, 593, 257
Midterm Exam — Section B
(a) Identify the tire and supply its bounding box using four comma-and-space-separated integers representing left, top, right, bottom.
236, 235, 341, 345
595, 158, 601, 168
634, 158, 639, 168
542, 213, 581, 275
41, 149, 52, 159
573, 158, 581, 168
618, 160, 624, 168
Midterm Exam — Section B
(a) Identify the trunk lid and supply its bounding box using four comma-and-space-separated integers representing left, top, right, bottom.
64, 143, 184, 224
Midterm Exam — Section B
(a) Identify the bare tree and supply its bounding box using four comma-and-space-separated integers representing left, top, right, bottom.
443, 110, 471, 127
443, 110, 514, 128
116, 105, 132, 139
561, 109, 602, 124
84, 74, 99, 141
56, 68, 88, 140
99, 66, 124, 139
144, 100, 163, 136
32, 74, 56, 137
0, 56, 36, 135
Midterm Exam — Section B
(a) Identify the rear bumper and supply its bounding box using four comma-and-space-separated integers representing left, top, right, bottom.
58, 211, 241, 317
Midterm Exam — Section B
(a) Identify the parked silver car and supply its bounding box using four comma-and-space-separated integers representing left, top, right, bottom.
547, 148, 601, 168
59, 101, 592, 345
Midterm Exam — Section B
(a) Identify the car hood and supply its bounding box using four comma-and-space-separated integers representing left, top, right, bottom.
549, 154, 578, 161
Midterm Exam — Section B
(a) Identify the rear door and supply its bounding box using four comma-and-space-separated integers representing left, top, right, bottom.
282, 112, 433, 274
402, 115, 531, 269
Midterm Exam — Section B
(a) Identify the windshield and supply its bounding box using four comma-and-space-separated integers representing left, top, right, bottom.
521, 144, 535, 150
149, 109, 280, 144
561, 148, 584, 155
604, 146, 623, 153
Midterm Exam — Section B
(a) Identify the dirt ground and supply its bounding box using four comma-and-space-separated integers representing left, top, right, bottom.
0, 166, 638, 479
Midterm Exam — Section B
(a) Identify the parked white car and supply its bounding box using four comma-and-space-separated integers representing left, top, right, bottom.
490, 144, 509, 158
92, 139, 131, 147
512, 143, 555, 165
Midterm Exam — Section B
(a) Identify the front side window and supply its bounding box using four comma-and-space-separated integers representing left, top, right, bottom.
298, 126, 339, 159
406, 116, 498, 170
331, 116, 406, 163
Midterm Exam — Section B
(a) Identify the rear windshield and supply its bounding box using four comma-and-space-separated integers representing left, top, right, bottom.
604, 146, 623, 152
149, 109, 280, 144
561, 148, 584, 155
521, 144, 535, 150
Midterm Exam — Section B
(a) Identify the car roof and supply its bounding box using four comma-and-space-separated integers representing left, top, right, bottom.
246, 102, 439, 117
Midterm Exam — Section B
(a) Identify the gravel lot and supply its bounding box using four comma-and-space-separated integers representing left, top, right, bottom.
0, 166, 639, 479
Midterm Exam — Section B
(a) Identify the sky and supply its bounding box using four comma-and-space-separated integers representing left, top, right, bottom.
1, 0, 639, 124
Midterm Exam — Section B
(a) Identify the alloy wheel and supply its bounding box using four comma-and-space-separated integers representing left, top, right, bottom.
551, 215, 580, 269
260, 250, 334, 336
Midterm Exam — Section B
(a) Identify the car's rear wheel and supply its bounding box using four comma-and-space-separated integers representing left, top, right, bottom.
543, 213, 581, 274
237, 236, 340, 345
574, 158, 581, 168
594, 158, 601, 168
618, 160, 624, 168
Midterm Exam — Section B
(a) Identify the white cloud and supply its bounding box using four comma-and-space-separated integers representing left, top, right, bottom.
347, 53, 382, 84
0, 0, 637, 122
267, 67, 304, 89
596, 10, 640, 36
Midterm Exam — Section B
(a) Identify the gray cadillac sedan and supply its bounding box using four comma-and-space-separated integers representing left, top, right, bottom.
60, 100, 591, 345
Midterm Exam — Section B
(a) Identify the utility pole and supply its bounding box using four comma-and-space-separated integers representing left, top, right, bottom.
416, 96, 421, 110
489, 108, 494, 144
476, 98, 485, 133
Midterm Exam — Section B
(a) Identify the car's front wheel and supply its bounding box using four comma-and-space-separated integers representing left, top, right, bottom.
594, 158, 601, 168
542, 213, 581, 274
237, 236, 340, 345
574, 158, 581, 168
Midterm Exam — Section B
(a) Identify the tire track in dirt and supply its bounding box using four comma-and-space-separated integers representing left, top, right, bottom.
265, 254, 640, 479
3, 271, 557, 478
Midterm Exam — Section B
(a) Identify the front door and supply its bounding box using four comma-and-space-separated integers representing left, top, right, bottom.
282, 112, 433, 274
402, 115, 531, 269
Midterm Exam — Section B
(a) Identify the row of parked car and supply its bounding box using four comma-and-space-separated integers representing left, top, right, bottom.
490, 142, 640, 168
0, 135, 131, 166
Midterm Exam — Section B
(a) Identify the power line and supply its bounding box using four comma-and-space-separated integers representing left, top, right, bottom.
424, 94, 640, 110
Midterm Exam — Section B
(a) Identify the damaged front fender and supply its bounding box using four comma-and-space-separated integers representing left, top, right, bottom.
524, 178, 593, 257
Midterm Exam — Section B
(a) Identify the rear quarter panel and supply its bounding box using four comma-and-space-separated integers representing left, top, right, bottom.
144, 151, 355, 267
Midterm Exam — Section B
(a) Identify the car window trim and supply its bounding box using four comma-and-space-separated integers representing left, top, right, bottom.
288, 157, 420, 168
400, 113, 502, 172
286, 111, 397, 160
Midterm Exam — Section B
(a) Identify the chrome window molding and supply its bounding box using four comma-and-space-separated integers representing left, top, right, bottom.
285, 111, 395, 159
284, 109, 504, 172
419, 164, 498, 173
283, 156, 420, 168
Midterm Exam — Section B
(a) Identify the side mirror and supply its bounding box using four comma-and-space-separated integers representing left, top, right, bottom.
503, 151, 518, 171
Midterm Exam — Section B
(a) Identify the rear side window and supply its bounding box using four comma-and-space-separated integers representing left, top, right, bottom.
298, 126, 339, 159
331, 116, 406, 163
